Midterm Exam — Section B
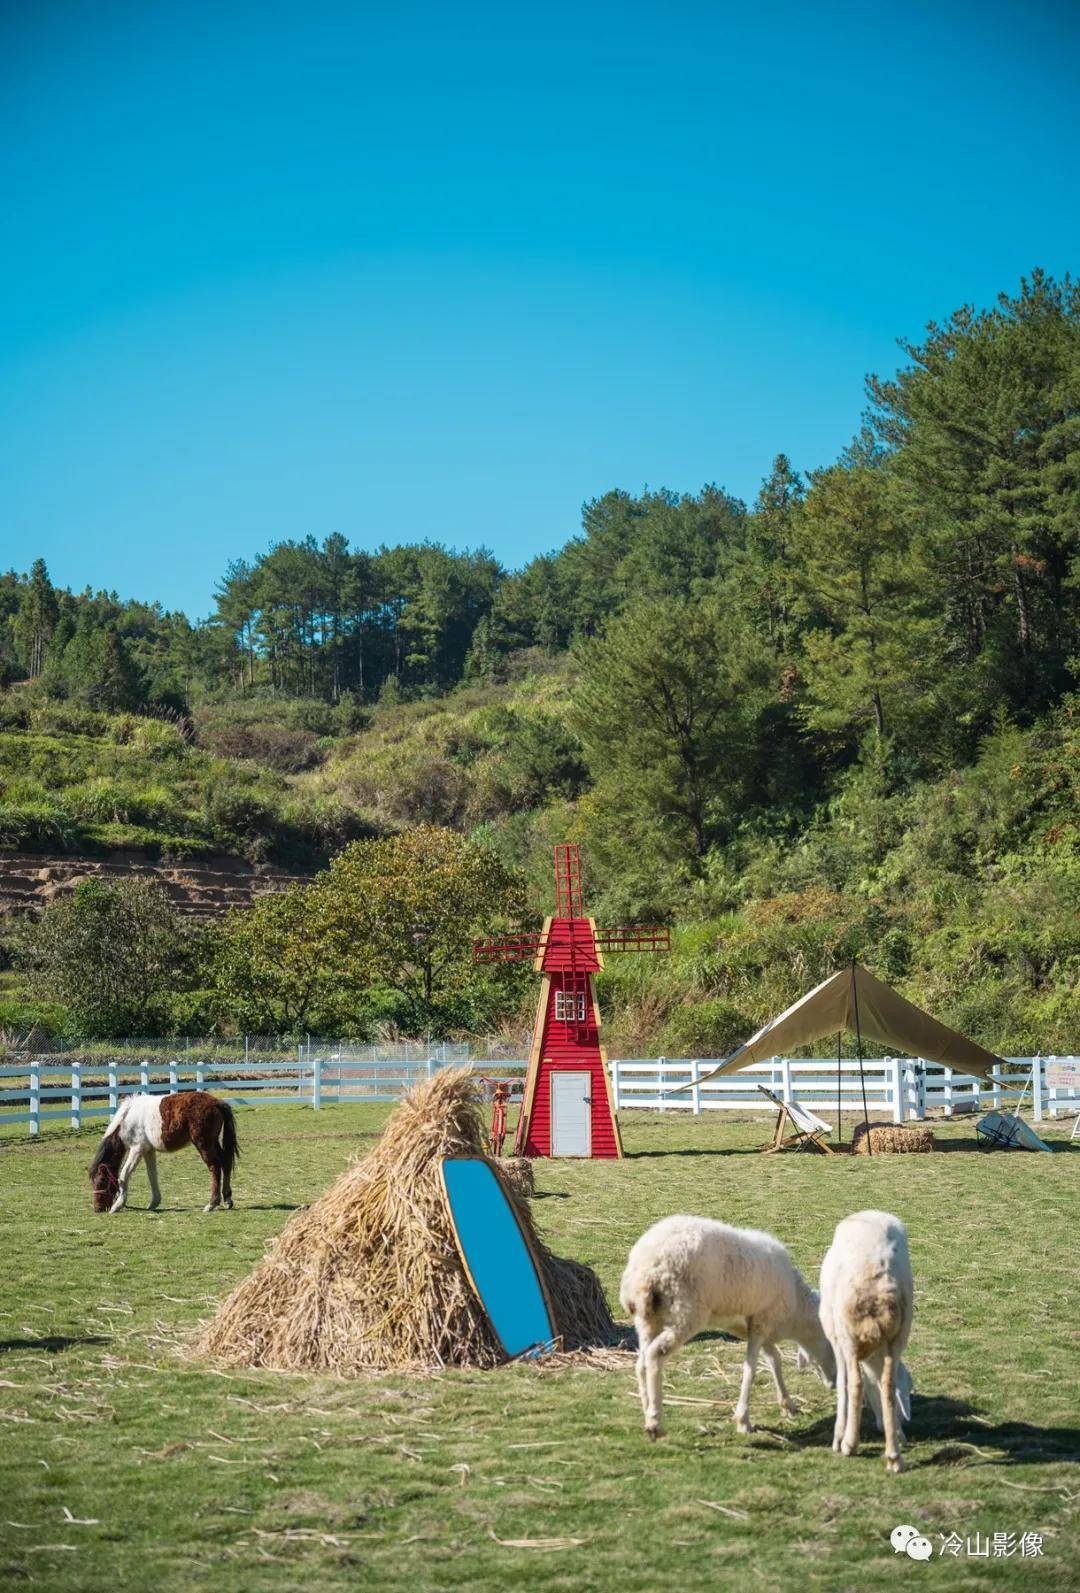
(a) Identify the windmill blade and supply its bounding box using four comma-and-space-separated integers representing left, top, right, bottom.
473, 935, 543, 964
595, 927, 671, 953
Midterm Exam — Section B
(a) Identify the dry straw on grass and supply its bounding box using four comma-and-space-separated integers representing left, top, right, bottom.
198, 1068, 615, 1373
852, 1121, 935, 1155
498, 1156, 535, 1198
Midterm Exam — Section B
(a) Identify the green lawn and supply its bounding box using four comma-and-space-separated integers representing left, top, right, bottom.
1, 1105, 1077, 1591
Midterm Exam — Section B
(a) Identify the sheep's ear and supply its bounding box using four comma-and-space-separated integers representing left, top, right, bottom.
795, 1347, 810, 1371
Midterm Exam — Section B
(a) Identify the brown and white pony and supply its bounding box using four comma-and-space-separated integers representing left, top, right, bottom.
89, 1091, 239, 1213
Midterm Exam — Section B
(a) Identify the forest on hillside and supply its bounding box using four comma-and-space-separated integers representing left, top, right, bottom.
1, 273, 1077, 1049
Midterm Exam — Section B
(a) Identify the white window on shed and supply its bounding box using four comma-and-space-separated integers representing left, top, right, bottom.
555, 989, 587, 1023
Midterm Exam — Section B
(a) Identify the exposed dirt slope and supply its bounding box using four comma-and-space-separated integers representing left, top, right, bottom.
0, 849, 311, 921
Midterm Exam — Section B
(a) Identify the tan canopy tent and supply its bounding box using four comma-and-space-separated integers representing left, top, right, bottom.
693, 961, 1003, 1086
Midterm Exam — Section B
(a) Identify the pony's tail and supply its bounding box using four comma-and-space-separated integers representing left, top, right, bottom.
219, 1101, 240, 1180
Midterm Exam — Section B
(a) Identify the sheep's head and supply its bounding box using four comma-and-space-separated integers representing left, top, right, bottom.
796, 1337, 837, 1386
797, 1285, 837, 1385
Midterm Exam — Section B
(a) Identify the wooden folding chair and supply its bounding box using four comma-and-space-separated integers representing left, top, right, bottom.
756, 1083, 836, 1155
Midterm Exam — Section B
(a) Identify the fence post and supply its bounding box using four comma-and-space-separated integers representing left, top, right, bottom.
71, 1061, 82, 1131
29, 1059, 40, 1137
889, 1057, 903, 1123
169, 1058, 178, 1095
1032, 1054, 1044, 1122
108, 1060, 118, 1116
915, 1063, 926, 1120
658, 1056, 666, 1111
691, 1058, 701, 1117
780, 1056, 792, 1103
140, 1058, 150, 1096
611, 1059, 622, 1112
312, 1046, 321, 1111
992, 1066, 1002, 1112
943, 1066, 954, 1119
195, 1052, 205, 1092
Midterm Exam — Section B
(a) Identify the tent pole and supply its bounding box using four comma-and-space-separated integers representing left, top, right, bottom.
836, 1030, 842, 1145
852, 960, 871, 1154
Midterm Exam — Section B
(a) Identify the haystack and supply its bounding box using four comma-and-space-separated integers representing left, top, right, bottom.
852, 1121, 934, 1155
198, 1069, 614, 1373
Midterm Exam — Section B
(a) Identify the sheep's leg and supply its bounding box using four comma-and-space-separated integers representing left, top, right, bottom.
864, 1350, 905, 1440
832, 1353, 847, 1452
642, 1326, 679, 1441
880, 1350, 905, 1474
634, 1327, 648, 1416
840, 1351, 862, 1456
734, 1328, 763, 1434
762, 1344, 797, 1418
109, 1147, 142, 1214
145, 1149, 161, 1211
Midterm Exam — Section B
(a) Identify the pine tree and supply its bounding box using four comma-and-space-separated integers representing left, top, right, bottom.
13, 559, 59, 677
744, 454, 805, 653
869, 270, 1079, 717
788, 465, 940, 750
84, 628, 143, 711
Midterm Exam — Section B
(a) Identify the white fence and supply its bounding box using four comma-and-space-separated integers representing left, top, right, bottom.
609, 1055, 1080, 1126
0, 1045, 529, 1136
1, 1048, 1076, 1137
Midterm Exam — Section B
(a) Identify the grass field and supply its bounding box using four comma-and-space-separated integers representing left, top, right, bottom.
1, 1105, 1077, 1591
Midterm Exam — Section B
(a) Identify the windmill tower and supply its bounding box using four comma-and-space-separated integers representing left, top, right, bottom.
474, 845, 670, 1158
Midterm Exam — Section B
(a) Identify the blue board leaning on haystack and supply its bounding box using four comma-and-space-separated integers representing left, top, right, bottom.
439, 1157, 557, 1359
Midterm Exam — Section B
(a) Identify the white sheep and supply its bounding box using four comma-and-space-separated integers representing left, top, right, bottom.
818, 1209, 914, 1474
619, 1214, 836, 1440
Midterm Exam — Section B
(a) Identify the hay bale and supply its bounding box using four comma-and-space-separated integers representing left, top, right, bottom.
198, 1068, 614, 1373
497, 1156, 535, 1198
852, 1120, 934, 1155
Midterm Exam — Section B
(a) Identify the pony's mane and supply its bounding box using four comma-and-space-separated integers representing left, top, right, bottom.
89, 1129, 124, 1176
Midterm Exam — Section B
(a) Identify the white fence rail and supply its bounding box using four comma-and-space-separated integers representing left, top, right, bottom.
0, 1047, 529, 1136
1, 1048, 1076, 1137
609, 1056, 1080, 1126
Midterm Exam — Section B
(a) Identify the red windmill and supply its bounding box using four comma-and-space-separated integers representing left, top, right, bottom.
474, 845, 670, 1158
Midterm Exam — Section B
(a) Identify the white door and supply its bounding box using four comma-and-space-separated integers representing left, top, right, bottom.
551, 1071, 591, 1157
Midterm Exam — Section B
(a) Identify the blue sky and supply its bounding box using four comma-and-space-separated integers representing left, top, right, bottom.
1, 0, 1077, 619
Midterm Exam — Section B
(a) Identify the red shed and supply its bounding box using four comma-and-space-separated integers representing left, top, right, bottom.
474, 846, 669, 1158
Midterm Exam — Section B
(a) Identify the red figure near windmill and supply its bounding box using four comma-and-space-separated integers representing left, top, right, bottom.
474, 845, 670, 1159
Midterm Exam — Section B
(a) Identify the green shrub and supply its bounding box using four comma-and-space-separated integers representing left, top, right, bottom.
18, 877, 195, 1038
0, 995, 70, 1036
0, 801, 80, 850
202, 781, 279, 859
659, 998, 754, 1058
